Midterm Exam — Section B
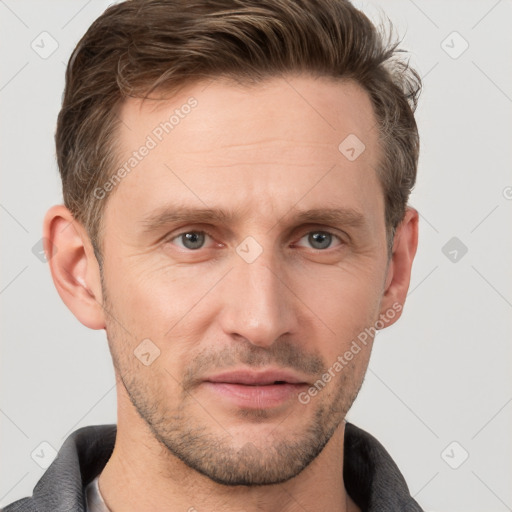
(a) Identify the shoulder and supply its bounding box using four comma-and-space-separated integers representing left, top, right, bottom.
2, 424, 117, 512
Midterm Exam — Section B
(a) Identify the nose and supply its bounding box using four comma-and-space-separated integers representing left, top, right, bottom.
216, 249, 298, 348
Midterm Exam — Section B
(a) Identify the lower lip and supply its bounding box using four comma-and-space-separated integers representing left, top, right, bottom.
202, 382, 308, 408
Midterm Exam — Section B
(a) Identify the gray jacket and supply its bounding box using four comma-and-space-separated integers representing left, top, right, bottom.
2, 422, 424, 511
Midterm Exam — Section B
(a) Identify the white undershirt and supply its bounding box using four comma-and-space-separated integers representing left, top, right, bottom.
85, 475, 110, 512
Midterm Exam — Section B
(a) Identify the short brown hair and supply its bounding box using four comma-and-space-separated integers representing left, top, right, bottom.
56, 0, 421, 266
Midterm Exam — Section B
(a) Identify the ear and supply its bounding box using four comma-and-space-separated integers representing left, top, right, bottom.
378, 206, 419, 328
43, 204, 106, 330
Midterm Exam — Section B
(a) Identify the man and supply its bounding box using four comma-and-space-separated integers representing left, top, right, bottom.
3, 0, 423, 510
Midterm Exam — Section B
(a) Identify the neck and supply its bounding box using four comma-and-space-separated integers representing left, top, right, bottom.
99, 389, 360, 512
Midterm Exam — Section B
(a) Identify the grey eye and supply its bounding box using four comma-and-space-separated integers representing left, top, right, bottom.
307, 232, 333, 250
179, 232, 206, 250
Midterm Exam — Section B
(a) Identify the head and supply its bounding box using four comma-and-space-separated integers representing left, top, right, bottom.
45, 0, 420, 486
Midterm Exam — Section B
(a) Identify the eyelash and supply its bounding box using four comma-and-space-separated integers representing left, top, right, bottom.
165, 229, 345, 251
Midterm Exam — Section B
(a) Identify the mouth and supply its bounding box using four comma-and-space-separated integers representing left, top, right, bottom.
201, 369, 310, 408
205, 369, 307, 385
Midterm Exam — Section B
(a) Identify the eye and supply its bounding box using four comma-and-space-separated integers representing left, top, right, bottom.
166, 229, 344, 252
296, 230, 343, 250
169, 231, 212, 250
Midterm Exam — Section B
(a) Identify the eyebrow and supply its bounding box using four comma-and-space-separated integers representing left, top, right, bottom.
138, 205, 366, 234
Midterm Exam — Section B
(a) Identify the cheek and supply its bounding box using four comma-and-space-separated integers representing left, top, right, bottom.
104, 256, 204, 329
104, 245, 386, 368
290, 260, 384, 356
103, 258, 222, 374
301, 258, 383, 312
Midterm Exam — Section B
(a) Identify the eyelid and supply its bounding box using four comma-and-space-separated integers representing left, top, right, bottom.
293, 228, 345, 249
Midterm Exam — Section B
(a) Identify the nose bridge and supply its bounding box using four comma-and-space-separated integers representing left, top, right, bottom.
218, 242, 295, 347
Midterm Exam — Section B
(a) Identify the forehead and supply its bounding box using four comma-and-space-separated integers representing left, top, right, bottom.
104, 74, 383, 235
119, 75, 378, 155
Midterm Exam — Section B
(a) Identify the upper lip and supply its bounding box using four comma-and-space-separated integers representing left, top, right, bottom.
203, 368, 309, 385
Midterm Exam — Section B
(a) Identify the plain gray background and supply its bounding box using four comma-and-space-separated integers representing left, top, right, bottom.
1, 1, 511, 510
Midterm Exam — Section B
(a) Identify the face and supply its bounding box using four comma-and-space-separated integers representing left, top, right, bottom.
99, 75, 390, 485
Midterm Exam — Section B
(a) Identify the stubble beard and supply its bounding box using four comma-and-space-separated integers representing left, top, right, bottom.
102, 282, 365, 487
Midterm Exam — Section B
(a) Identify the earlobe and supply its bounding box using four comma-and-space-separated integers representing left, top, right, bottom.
43, 204, 106, 330
379, 206, 419, 328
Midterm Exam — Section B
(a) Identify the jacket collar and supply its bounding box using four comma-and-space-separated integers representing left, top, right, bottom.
4, 422, 423, 511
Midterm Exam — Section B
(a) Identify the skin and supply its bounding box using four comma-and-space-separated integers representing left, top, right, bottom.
44, 74, 418, 512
